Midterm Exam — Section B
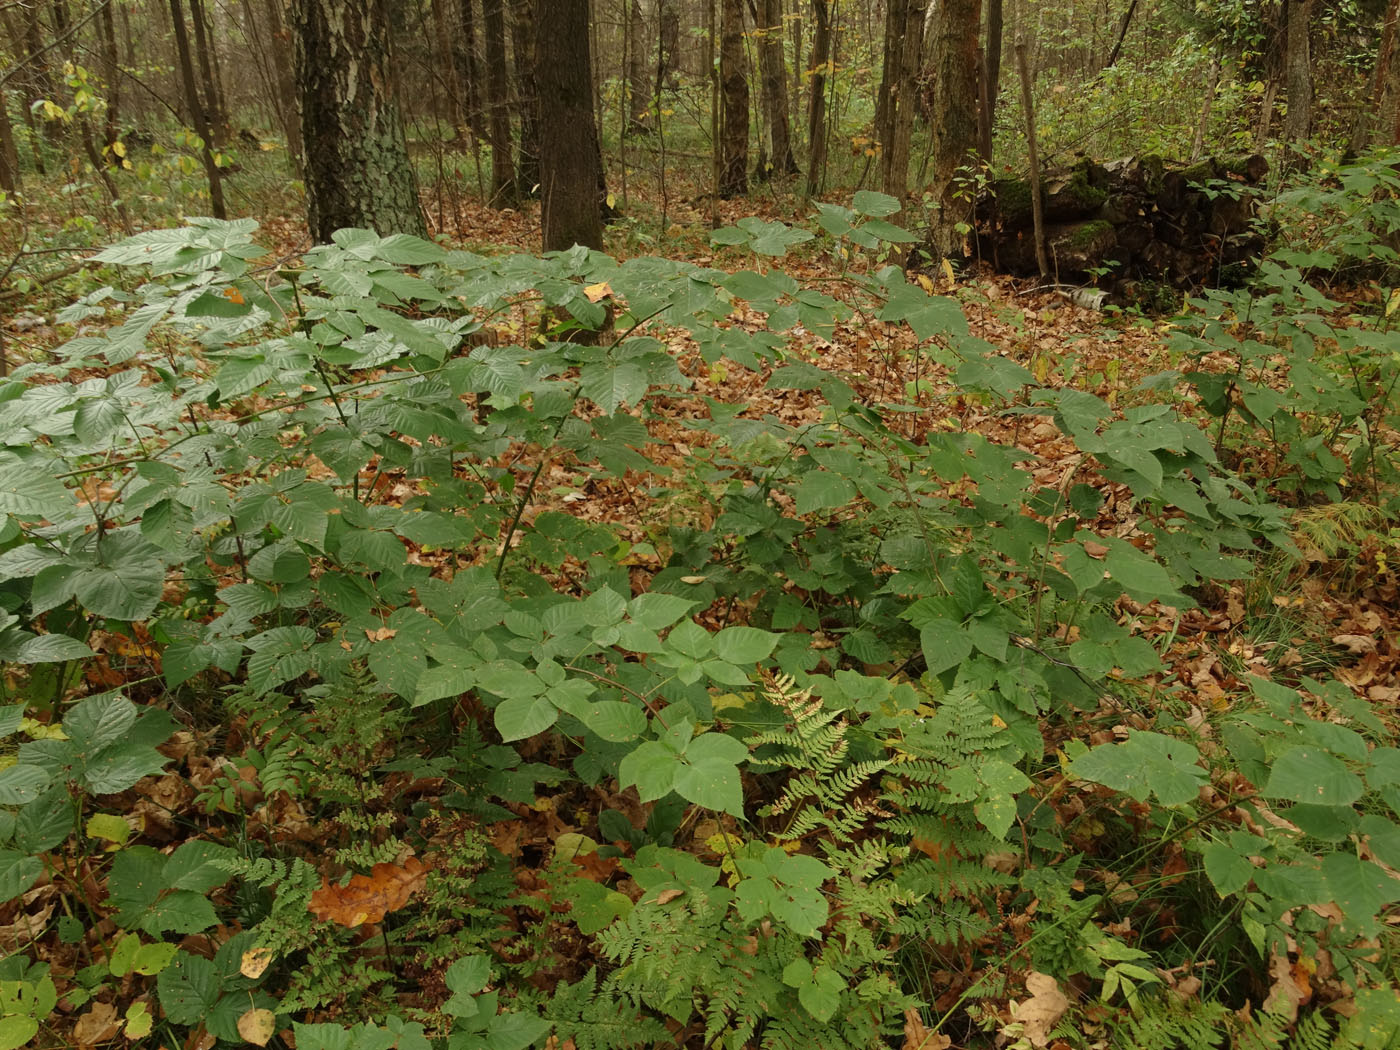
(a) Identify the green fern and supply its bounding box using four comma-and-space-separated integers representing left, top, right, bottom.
1110, 991, 1230, 1050
746, 672, 890, 844
542, 969, 669, 1050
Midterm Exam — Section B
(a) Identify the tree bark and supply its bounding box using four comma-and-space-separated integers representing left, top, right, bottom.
658, 1, 680, 89
537, 0, 604, 250
170, 0, 226, 218
512, 0, 540, 194
483, 0, 515, 205
927, 0, 982, 259
98, 0, 121, 150
719, 0, 749, 197
877, 0, 924, 204
626, 0, 652, 133
754, 0, 797, 176
0, 93, 20, 193
980, 0, 1003, 164
805, 0, 831, 198
261, 0, 303, 175
188, 0, 228, 146
1283, 0, 1313, 149
458, 0, 484, 138
1357, 0, 1400, 149
431, 0, 466, 140
291, 0, 426, 240
1103, 0, 1136, 69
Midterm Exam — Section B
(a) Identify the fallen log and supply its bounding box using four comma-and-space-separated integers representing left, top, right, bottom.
971, 153, 1269, 295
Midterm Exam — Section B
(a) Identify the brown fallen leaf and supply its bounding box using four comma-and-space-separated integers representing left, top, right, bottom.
237, 1007, 277, 1047
309, 856, 429, 928
652, 888, 684, 905
1013, 971, 1070, 1048
1332, 633, 1377, 654
901, 1007, 951, 1050
73, 1001, 121, 1046
365, 626, 398, 642
584, 281, 612, 302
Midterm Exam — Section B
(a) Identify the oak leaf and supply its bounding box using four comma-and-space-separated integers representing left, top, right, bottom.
309, 856, 429, 928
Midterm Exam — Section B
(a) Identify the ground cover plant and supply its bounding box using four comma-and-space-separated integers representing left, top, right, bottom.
0, 168, 1397, 1050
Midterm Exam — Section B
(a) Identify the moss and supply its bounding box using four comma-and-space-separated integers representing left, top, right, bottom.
1067, 218, 1114, 249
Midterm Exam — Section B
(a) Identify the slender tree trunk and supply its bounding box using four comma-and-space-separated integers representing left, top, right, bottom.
1189, 49, 1222, 162
1283, 0, 1313, 150
719, 0, 749, 196
459, 0, 484, 138
754, 0, 797, 176
658, 0, 680, 89
483, 0, 515, 205
1015, 34, 1047, 276
512, 0, 540, 194
20, 2, 56, 168
805, 0, 831, 198
878, 0, 923, 203
0, 94, 20, 193
1355, 0, 1400, 149
927, 0, 981, 259
188, 0, 228, 146
99, 0, 122, 150
537, 0, 604, 250
432, 0, 466, 140
261, 0, 304, 175
291, 0, 426, 239
980, 0, 1003, 163
1103, 0, 1136, 69
170, 0, 226, 217
626, 0, 652, 132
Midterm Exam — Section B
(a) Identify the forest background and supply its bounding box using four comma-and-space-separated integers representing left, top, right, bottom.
1, 2, 1400, 1050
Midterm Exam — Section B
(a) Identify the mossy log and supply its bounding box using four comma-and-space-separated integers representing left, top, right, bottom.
971, 152, 1269, 287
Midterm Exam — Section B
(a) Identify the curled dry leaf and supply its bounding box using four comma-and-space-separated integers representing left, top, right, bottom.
652, 888, 684, 905
308, 856, 429, 928
583, 281, 612, 302
1013, 971, 1070, 1048
237, 1007, 277, 1047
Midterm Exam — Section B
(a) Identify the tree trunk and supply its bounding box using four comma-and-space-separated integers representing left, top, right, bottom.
98, 0, 122, 150
261, 0, 303, 175
927, 0, 981, 259
626, 0, 652, 132
170, 0, 227, 218
658, 1, 680, 89
431, 0, 466, 140
1357, 0, 1400, 148
458, 0, 484, 138
512, 0, 541, 194
537, 0, 604, 251
980, 0, 1003, 164
0, 94, 20, 193
1283, 0, 1313, 150
754, 0, 797, 176
719, 0, 749, 196
188, 0, 228, 146
483, 0, 515, 205
291, 0, 426, 240
805, 0, 831, 198
1103, 0, 1137, 69
878, 0, 923, 203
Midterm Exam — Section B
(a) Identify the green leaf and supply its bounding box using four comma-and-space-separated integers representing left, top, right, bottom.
1201, 839, 1255, 896
1264, 746, 1365, 806
853, 190, 901, 217
0, 849, 43, 899
64, 693, 137, 754
495, 694, 559, 741
712, 626, 779, 664
793, 470, 857, 514
12, 633, 94, 663
618, 740, 678, 802
156, 951, 223, 1025
1070, 731, 1206, 806
0, 764, 51, 805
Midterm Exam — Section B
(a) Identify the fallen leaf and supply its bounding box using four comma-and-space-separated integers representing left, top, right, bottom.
73, 1001, 121, 1045
309, 856, 429, 928
241, 946, 273, 979
1083, 541, 1110, 560
223, 287, 245, 305
237, 1007, 276, 1046
1332, 633, 1376, 654
653, 888, 684, 905
901, 1007, 951, 1049
365, 626, 398, 642
1014, 971, 1070, 1048
584, 281, 612, 302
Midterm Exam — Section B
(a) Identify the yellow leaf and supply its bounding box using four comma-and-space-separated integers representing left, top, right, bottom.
941, 258, 956, 287
237, 1007, 277, 1047
606, 192, 617, 209
583, 281, 612, 303
111, 140, 126, 158
916, 274, 935, 294
240, 947, 273, 980
1387, 289, 1400, 317
86, 812, 131, 846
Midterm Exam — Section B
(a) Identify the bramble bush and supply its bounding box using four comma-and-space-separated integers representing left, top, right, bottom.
0, 194, 1397, 1049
